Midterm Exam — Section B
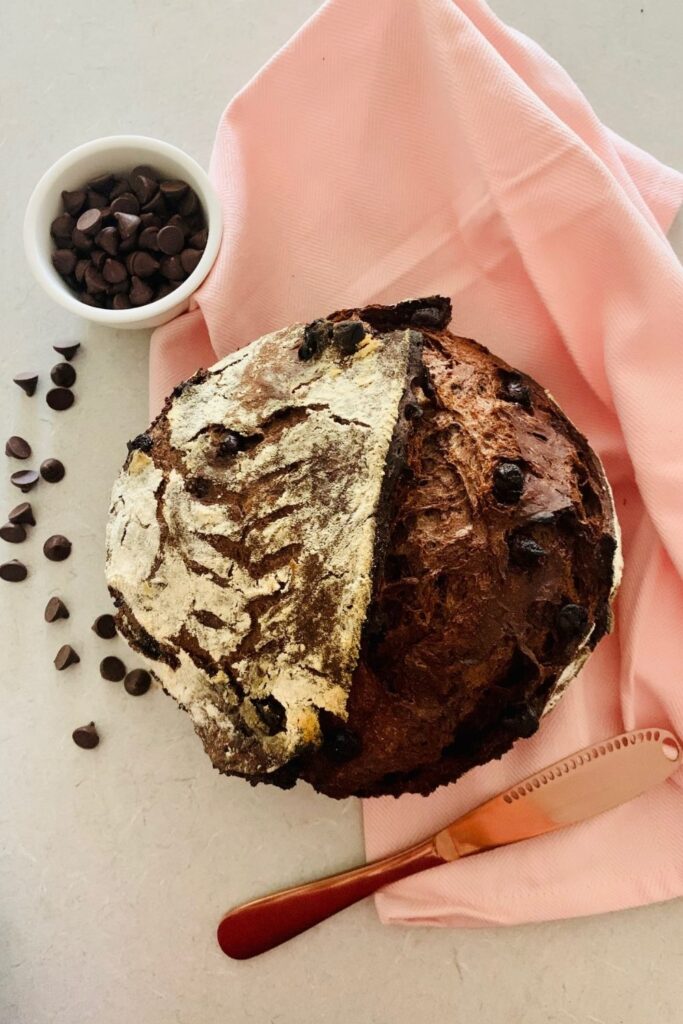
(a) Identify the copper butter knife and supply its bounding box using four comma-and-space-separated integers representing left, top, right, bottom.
217, 727, 680, 959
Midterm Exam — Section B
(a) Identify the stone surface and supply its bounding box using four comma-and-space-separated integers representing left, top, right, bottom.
1, 2, 682, 1023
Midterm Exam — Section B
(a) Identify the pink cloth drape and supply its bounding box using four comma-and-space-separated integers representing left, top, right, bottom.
151, 0, 683, 927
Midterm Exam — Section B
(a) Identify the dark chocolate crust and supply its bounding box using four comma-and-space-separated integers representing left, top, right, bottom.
246, 301, 618, 798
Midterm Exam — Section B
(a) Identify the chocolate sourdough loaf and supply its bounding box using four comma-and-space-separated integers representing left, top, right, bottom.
106, 297, 620, 798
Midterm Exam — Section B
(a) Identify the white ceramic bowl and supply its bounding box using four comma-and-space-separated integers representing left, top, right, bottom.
24, 135, 222, 330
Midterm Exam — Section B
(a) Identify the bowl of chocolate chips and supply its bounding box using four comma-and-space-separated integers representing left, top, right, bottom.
24, 135, 222, 329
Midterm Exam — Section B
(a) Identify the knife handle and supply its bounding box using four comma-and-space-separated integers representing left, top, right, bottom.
217, 837, 445, 959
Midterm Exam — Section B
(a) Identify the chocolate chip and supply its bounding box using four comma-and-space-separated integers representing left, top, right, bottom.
493, 462, 525, 504
50, 213, 75, 243
252, 696, 287, 735
189, 227, 208, 249
79, 293, 103, 308
160, 180, 189, 203
124, 668, 152, 696
0, 522, 26, 543
110, 192, 140, 215
46, 388, 74, 411
167, 214, 190, 238
43, 534, 71, 561
129, 251, 159, 278
54, 644, 80, 670
410, 305, 448, 329
508, 533, 546, 568
323, 725, 363, 762
159, 256, 185, 281
76, 208, 102, 236
129, 276, 154, 306
92, 613, 117, 639
61, 189, 86, 216
87, 191, 108, 212
179, 189, 199, 217
157, 224, 184, 255
11, 470, 39, 493
131, 164, 158, 184
127, 433, 153, 453
299, 319, 331, 360
503, 701, 539, 738
5, 436, 31, 459
90, 250, 106, 271
88, 173, 115, 195
71, 228, 94, 252
13, 372, 38, 397
44, 596, 69, 622
0, 559, 27, 582
131, 175, 158, 205
557, 603, 589, 639
499, 370, 532, 410
52, 249, 77, 276
100, 258, 126, 286
8, 502, 34, 526
50, 362, 77, 388
84, 264, 107, 294
72, 722, 99, 749
40, 458, 65, 483
216, 432, 243, 457
96, 226, 119, 256
138, 226, 159, 250
155, 282, 178, 300
75, 259, 89, 284
112, 293, 132, 310
110, 178, 131, 199
100, 656, 126, 682
114, 211, 141, 240
186, 476, 210, 498
139, 212, 162, 228
332, 319, 365, 354
180, 248, 202, 275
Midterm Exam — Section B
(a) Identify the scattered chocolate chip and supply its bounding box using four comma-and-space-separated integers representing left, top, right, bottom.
54, 644, 80, 670
154, 282, 178, 300
79, 293, 103, 308
503, 701, 539, 738
8, 502, 34, 526
131, 175, 158, 206
11, 470, 39, 493
101, 258, 127, 285
112, 294, 132, 310
0, 522, 26, 543
157, 224, 185, 255
50, 362, 77, 388
61, 189, 87, 216
332, 319, 365, 354
127, 433, 153, 453
323, 725, 363, 762
52, 249, 77, 276
299, 319, 331, 360
216, 432, 243, 457
72, 722, 99, 749
179, 248, 202, 275
43, 534, 71, 561
89, 250, 105, 271
114, 211, 141, 240
0, 559, 27, 582
131, 163, 158, 184
40, 458, 65, 483
557, 603, 589, 640
46, 388, 74, 411
92, 613, 117, 639
500, 371, 532, 410
138, 226, 159, 251
84, 264, 107, 294
5, 436, 31, 459
179, 189, 199, 217
96, 226, 119, 256
76, 208, 102, 236
508, 533, 546, 568
252, 696, 287, 735
411, 305, 448, 329
100, 655, 126, 682
141, 191, 167, 217
129, 276, 154, 306
75, 259, 89, 284
88, 172, 115, 195
493, 462, 525, 504
86, 189, 108, 210
129, 251, 159, 278
110, 192, 140, 216
71, 228, 94, 252
44, 596, 69, 622
124, 668, 152, 696
50, 213, 75, 243
13, 372, 38, 397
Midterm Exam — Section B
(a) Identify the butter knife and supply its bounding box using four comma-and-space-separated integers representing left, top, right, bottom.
217, 727, 680, 959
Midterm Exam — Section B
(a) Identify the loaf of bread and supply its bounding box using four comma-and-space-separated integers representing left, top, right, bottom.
106, 297, 620, 798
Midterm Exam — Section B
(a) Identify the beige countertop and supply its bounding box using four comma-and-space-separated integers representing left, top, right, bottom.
1, 2, 681, 1022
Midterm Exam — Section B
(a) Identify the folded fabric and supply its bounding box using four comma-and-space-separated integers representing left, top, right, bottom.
150, 0, 683, 928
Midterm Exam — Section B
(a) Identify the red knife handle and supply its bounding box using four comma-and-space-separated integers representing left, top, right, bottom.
217, 837, 444, 960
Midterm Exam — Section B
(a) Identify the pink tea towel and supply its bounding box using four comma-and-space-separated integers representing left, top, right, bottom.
150, 0, 683, 928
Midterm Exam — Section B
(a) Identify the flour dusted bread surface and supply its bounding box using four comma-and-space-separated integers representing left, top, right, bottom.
106, 297, 620, 798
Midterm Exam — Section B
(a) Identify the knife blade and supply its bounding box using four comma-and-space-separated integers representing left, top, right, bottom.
217, 727, 680, 958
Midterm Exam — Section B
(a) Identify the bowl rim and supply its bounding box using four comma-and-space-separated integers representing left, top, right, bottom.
23, 134, 222, 326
